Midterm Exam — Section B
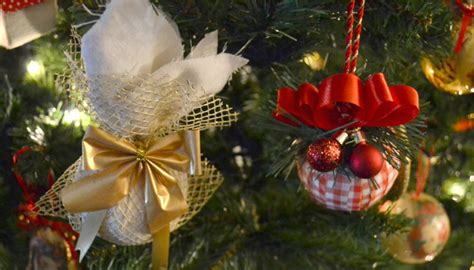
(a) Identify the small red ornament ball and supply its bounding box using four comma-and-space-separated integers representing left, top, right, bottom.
306, 138, 343, 172
349, 143, 384, 178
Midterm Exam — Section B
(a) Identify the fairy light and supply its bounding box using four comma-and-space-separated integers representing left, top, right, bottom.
302, 52, 327, 71
232, 145, 244, 168
37, 105, 91, 128
442, 178, 468, 202
27, 126, 45, 146
63, 108, 82, 126
449, 183, 467, 202
26, 60, 42, 77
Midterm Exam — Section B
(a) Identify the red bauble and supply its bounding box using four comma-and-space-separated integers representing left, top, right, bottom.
306, 138, 343, 172
349, 143, 384, 178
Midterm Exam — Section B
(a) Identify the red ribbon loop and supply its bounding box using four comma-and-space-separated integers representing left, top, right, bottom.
314, 73, 362, 130
274, 73, 419, 130
274, 83, 319, 127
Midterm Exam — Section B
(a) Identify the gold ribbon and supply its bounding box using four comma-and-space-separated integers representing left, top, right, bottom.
61, 126, 201, 269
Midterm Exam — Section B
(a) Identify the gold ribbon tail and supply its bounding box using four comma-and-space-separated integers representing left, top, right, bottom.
152, 225, 171, 270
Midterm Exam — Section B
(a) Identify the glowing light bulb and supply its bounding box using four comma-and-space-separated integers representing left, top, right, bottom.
27, 126, 45, 146
449, 183, 467, 202
63, 108, 83, 126
442, 178, 468, 202
302, 52, 327, 71
26, 60, 42, 76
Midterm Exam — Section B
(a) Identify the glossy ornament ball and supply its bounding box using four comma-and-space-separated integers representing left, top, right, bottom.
382, 192, 450, 264
349, 143, 384, 178
27, 228, 77, 269
421, 24, 474, 95
306, 138, 343, 172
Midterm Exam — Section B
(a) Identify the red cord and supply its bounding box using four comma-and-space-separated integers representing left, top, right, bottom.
454, 0, 474, 53
47, 169, 55, 189
415, 146, 435, 198
12, 146, 33, 203
344, 0, 356, 73
344, 0, 366, 73
415, 150, 429, 198
12, 146, 57, 202
349, 0, 365, 73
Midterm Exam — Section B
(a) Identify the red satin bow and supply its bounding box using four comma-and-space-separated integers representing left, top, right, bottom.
273, 73, 419, 130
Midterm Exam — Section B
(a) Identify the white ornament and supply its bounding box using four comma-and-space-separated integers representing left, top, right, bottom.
71, 0, 247, 258
0, 0, 57, 49
81, 0, 248, 138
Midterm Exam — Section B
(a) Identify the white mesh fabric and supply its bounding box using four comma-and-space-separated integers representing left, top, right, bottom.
34, 159, 223, 245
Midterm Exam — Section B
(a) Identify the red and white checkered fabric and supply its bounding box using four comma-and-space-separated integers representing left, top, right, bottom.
298, 159, 398, 212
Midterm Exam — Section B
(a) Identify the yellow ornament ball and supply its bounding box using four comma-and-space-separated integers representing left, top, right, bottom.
382, 192, 451, 264
421, 24, 474, 95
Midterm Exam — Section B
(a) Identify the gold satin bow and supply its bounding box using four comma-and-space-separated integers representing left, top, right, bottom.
61, 126, 201, 269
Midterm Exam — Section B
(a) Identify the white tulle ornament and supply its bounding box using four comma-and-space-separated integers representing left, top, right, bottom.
81, 0, 248, 138
74, 0, 247, 248
34, 0, 248, 261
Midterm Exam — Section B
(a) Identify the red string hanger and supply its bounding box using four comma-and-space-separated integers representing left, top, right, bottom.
414, 145, 436, 198
12, 146, 55, 204
454, 0, 474, 53
344, 0, 366, 74
12, 146, 79, 263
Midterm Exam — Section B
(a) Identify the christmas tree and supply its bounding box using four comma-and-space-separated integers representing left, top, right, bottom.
1, 0, 473, 269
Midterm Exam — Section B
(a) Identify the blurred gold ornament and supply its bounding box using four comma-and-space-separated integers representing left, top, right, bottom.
302, 52, 327, 71
26, 228, 78, 270
382, 192, 451, 264
421, 24, 474, 95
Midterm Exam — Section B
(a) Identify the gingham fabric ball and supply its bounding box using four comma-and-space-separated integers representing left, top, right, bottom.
297, 158, 398, 211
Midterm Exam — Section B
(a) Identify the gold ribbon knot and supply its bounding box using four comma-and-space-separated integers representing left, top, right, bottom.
61, 126, 201, 269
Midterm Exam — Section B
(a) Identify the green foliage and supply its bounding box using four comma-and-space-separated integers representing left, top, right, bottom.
85, 241, 152, 269
0, 0, 473, 269
0, 243, 12, 270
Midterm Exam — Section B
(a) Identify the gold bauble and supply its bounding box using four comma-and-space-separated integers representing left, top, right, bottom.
26, 228, 78, 270
382, 192, 451, 264
421, 24, 474, 95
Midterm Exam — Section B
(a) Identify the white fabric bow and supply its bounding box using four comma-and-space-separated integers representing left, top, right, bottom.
81, 0, 248, 137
